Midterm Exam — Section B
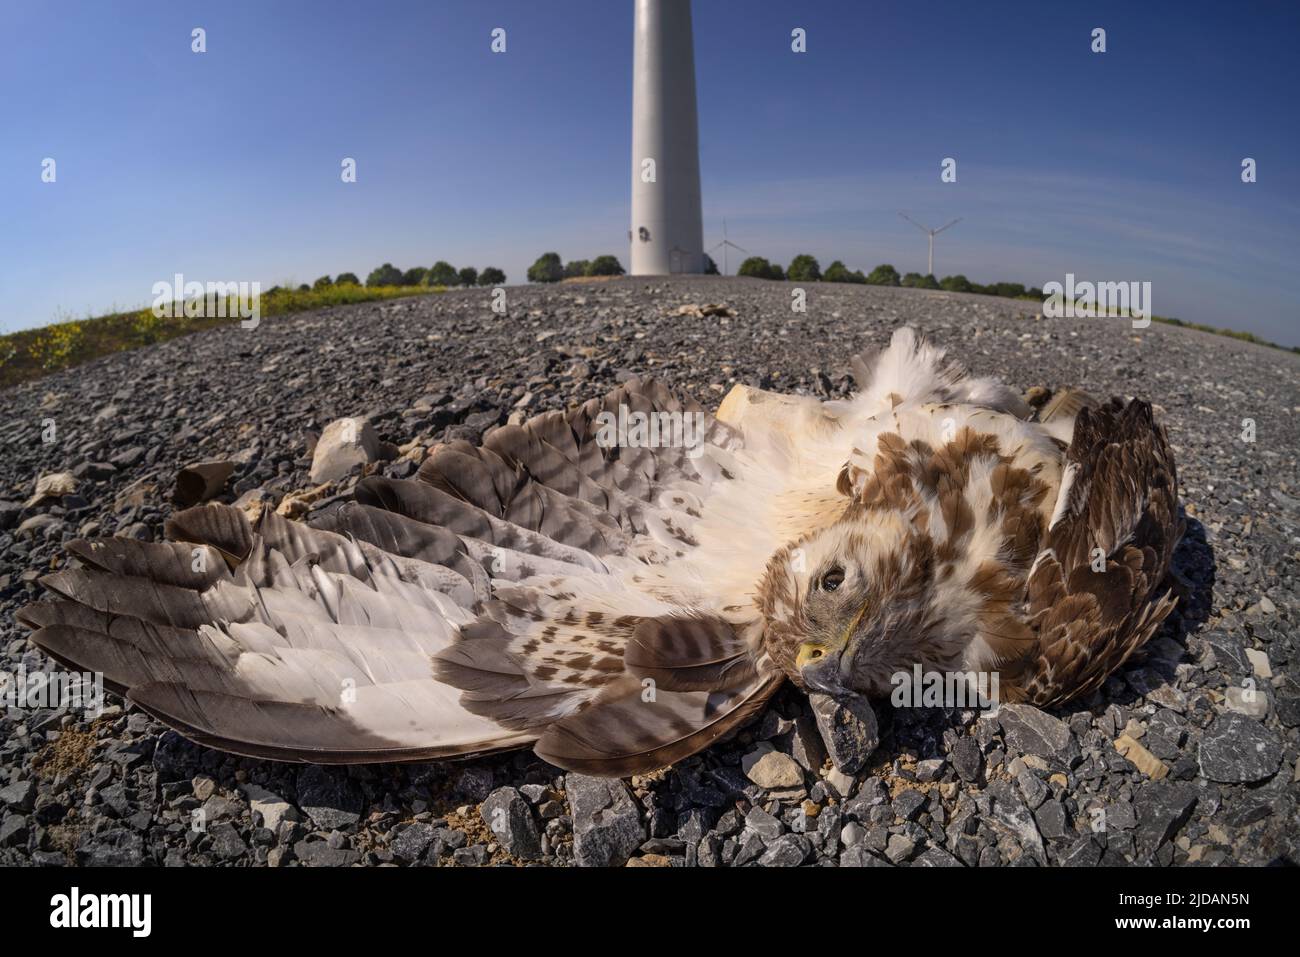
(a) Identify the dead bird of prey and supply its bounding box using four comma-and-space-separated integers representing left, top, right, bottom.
19, 328, 1181, 776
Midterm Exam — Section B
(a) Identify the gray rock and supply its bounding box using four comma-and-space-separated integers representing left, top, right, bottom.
390, 822, 438, 863
1133, 781, 1199, 858
893, 789, 927, 822
293, 839, 360, 866
884, 833, 915, 864
744, 806, 785, 842
0, 814, 30, 847
0, 500, 22, 530
567, 774, 645, 867
209, 822, 248, 860
76, 829, 144, 866
913, 846, 962, 867
1033, 800, 1072, 842
950, 735, 983, 783
997, 704, 1078, 768
840, 845, 891, 867
781, 716, 829, 772
732, 831, 766, 866
914, 758, 946, 782
758, 833, 811, 867
1060, 836, 1103, 867
1198, 712, 1283, 782
0, 779, 36, 812
480, 786, 543, 860
296, 765, 363, 830
453, 844, 490, 867
1015, 770, 1049, 810
810, 693, 879, 774
987, 780, 1045, 861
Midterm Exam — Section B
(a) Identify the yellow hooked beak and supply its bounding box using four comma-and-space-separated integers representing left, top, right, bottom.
797, 600, 871, 671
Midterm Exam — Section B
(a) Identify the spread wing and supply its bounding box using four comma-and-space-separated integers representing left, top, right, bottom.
1009, 398, 1182, 705
19, 377, 795, 775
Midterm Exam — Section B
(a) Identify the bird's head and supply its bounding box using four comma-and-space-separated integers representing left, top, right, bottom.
760, 509, 955, 697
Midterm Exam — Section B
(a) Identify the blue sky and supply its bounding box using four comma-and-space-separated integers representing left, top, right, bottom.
2, 0, 1297, 344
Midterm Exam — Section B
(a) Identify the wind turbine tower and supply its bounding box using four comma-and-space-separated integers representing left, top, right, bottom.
709, 219, 747, 276
630, 0, 704, 275
898, 212, 962, 277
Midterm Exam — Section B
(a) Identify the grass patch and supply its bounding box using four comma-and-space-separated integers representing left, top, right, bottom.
1148, 314, 1299, 353
0, 283, 444, 390
1027, 295, 1298, 353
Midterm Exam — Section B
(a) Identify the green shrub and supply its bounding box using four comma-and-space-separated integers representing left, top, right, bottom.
478, 266, 506, 286
313, 275, 333, 290
940, 274, 972, 293
527, 252, 563, 283
737, 256, 774, 279
703, 254, 719, 275
564, 260, 590, 278
403, 267, 429, 286
865, 264, 901, 286
587, 255, 625, 276
458, 267, 478, 287
824, 260, 866, 284
427, 261, 458, 286
901, 272, 940, 289
787, 254, 821, 282
366, 263, 403, 287
335, 272, 360, 286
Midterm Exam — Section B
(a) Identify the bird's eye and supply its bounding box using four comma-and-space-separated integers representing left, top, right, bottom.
819, 568, 844, 592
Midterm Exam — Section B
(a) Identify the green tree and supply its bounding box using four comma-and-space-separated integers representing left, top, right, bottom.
823, 260, 852, 283
564, 259, 590, 278
787, 254, 821, 282
865, 264, 901, 286
458, 266, 478, 287
940, 274, 972, 293
527, 252, 563, 283
425, 261, 458, 286
587, 255, 624, 276
738, 256, 773, 279
402, 267, 429, 287
335, 272, 360, 286
478, 266, 506, 286
312, 275, 333, 290
769, 263, 785, 281
365, 263, 403, 287
703, 253, 719, 275
901, 272, 939, 288
991, 282, 1027, 298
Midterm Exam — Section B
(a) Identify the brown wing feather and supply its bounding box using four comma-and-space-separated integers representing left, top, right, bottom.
1008, 399, 1181, 705
17, 375, 778, 775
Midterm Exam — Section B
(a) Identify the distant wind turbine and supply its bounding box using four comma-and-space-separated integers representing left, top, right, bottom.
708, 219, 747, 276
898, 212, 961, 277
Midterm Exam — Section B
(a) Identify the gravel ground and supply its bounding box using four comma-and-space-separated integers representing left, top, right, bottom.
1, 276, 1297, 867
